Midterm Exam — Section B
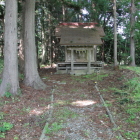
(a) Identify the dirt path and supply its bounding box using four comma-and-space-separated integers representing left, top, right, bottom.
39, 74, 121, 140
1, 67, 139, 140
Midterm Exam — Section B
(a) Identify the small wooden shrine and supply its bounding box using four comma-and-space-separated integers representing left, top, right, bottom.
55, 22, 105, 75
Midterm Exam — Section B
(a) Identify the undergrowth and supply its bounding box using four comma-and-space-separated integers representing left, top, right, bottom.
109, 66, 140, 139
0, 121, 13, 138
45, 107, 78, 136
121, 66, 140, 74
72, 73, 109, 83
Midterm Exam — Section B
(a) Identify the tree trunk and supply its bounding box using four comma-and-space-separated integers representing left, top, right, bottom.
130, 0, 136, 66
23, 0, 46, 89
48, 14, 52, 66
18, 0, 25, 73
113, 0, 118, 68
0, 0, 20, 96
40, 9, 48, 65
40, 28, 47, 65
0, 16, 4, 58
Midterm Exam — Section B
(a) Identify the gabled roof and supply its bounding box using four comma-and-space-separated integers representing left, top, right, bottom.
55, 22, 105, 46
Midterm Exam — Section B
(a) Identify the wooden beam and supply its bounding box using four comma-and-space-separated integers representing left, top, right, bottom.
70, 49, 74, 74
87, 49, 91, 74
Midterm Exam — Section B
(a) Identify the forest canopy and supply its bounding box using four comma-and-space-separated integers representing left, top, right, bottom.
0, 0, 140, 95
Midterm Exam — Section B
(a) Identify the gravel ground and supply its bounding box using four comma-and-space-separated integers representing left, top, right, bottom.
57, 107, 114, 140
40, 87, 119, 140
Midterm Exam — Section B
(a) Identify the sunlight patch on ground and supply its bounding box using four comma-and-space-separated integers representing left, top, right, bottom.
29, 106, 50, 116
72, 100, 97, 107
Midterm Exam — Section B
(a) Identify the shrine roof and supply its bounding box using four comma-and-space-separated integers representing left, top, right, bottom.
55, 22, 105, 46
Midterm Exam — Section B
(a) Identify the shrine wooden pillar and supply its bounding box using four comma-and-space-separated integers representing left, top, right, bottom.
70, 48, 74, 74
65, 46, 67, 62
87, 49, 91, 74
94, 45, 97, 62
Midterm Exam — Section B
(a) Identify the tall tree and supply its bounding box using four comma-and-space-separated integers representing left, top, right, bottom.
0, 0, 20, 96
23, 0, 46, 89
130, 0, 136, 66
18, 0, 25, 73
113, 0, 118, 67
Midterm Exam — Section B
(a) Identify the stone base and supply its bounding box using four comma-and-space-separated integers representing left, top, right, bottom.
56, 69, 96, 75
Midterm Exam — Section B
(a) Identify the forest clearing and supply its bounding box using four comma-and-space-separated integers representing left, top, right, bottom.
0, 0, 140, 140
0, 65, 140, 140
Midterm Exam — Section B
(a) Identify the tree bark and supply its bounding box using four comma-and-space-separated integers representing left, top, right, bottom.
18, 0, 25, 73
40, 8, 48, 65
0, 14, 4, 58
113, 0, 118, 68
130, 0, 136, 66
23, 0, 46, 89
0, 0, 20, 96
40, 28, 47, 65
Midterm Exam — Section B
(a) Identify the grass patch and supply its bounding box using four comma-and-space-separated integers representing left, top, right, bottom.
45, 122, 63, 135
96, 73, 109, 81
106, 68, 140, 139
121, 66, 140, 74
45, 107, 78, 136
71, 73, 109, 83
124, 131, 139, 140
55, 108, 78, 122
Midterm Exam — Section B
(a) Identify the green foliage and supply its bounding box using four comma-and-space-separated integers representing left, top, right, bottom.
61, 0, 81, 11
109, 73, 139, 127
125, 104, 140, 116
0, 122, 13, 138
19, 73, 24, 81
0, 59, 3, 74
4, 92, 12, 98
14, 135, 19, 140
125, 113, 136, 124
55, 108, 78, 121
82, 74, 95, 79
119, 98, 130, 104
104, 101, 112, 107
126, 77, 140, 102
108, 69, 140, 139
45, 107, 78, 136
122, 66, 140, 74
72, 73, 108, 83
22, 107, 31, 113
111, 73, 140, 104
129, 77, 140, 93
0, 112, 5, 120
71, 76, 86, 83
0, 122, 13, 132
23, 123, 30, 127
97, 73, 109, 80
45, 122, 63, 135
34, 0, 140, 65
124, 132, 139, 140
